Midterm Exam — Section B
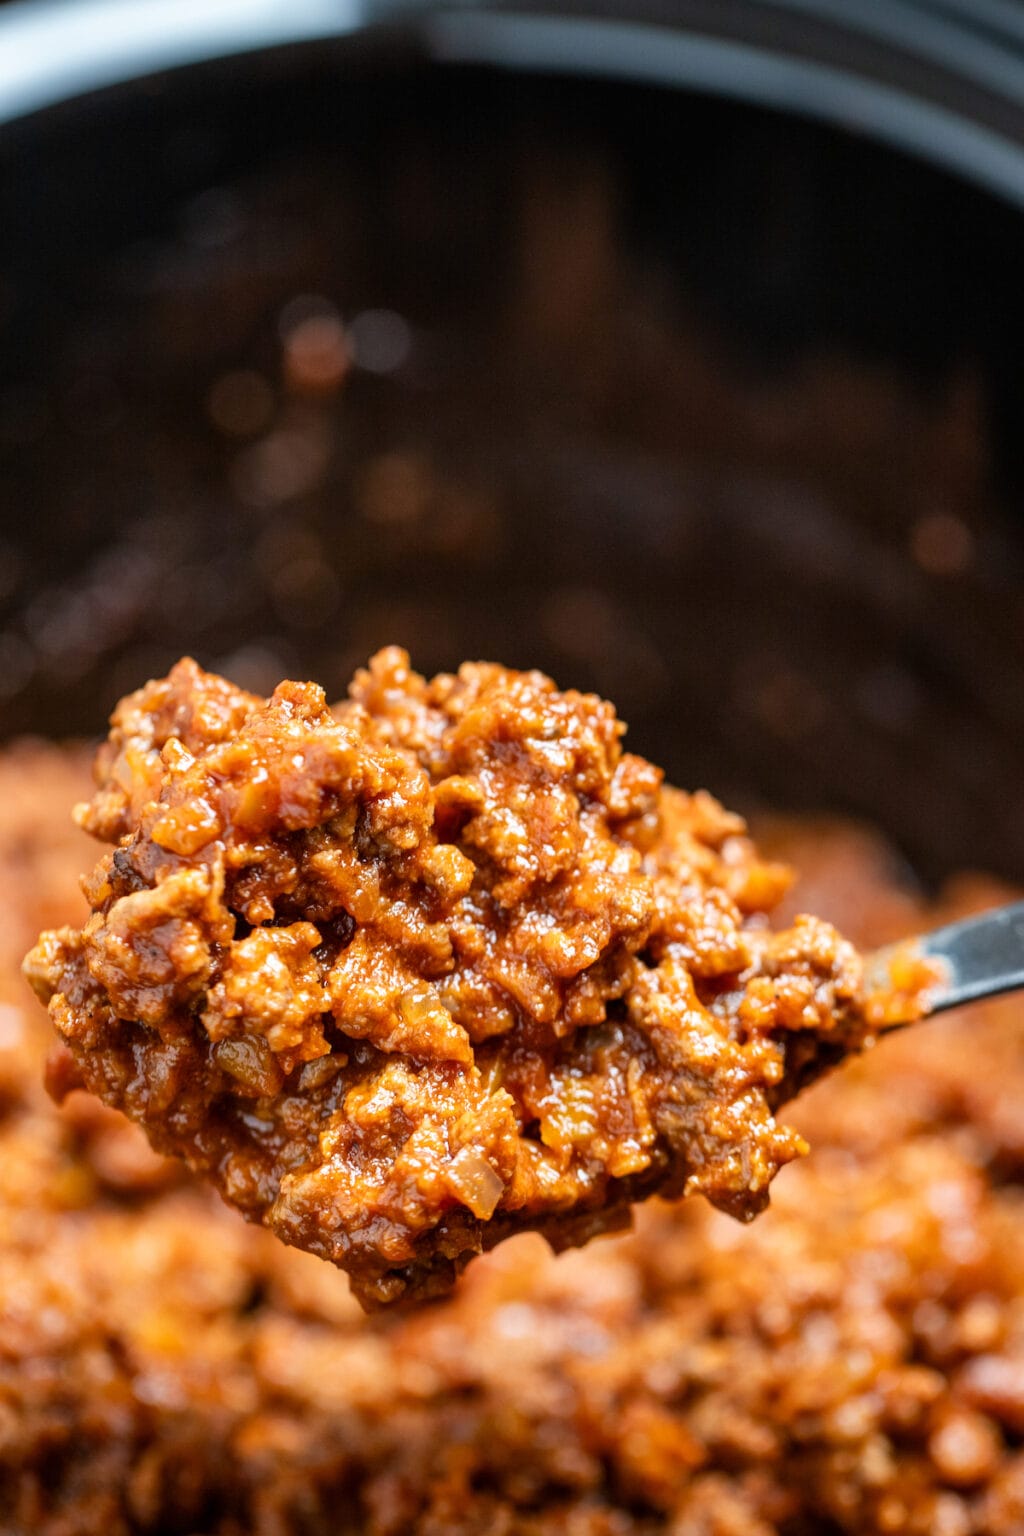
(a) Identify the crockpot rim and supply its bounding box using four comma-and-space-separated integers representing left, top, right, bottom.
2, 0, 1024, 208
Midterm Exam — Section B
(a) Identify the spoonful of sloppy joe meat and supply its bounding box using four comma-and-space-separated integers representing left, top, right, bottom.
25, 648, 961, 1309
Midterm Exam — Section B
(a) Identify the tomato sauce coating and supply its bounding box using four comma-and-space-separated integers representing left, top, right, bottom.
4, 746, 1024, 1534
26, 650, 901, 1307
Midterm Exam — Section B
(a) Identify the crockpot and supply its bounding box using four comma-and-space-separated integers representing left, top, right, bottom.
1, 0, 1022, 883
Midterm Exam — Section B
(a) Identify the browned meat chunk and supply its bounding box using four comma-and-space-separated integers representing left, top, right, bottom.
25, 649, 900, 1308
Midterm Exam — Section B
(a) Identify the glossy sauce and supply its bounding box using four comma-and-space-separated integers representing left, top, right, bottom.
26, 651, 921, 1307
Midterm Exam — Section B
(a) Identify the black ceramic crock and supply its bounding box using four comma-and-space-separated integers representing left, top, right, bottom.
1, 0, 1022, 883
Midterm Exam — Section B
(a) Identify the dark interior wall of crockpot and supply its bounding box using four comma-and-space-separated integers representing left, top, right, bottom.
0, 45, 1022, 883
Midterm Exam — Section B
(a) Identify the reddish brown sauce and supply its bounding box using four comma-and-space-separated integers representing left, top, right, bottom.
3, 743, 1023, 1533
24, 651, 916, 1308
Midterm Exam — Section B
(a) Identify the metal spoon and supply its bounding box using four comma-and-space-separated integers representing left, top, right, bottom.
866, 900, 1024, 1026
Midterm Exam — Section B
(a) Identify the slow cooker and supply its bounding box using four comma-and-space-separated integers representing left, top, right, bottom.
1, 0, 1023, 883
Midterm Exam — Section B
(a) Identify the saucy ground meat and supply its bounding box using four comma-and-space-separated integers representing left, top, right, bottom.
4, 749, 1024, 1534
23, 650, 920, 1309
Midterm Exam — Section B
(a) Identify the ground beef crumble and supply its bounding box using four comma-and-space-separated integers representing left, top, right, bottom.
2, 744, 1023, 1534
24, 651, 914, 1308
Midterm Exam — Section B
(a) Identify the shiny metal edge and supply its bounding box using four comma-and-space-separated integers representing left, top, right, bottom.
0, 0, 368, 126
427, 10, 1024, 207
2, 0, 1024, 210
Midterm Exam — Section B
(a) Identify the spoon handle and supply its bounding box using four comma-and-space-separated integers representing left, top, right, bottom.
870, 900, 1024, 1022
